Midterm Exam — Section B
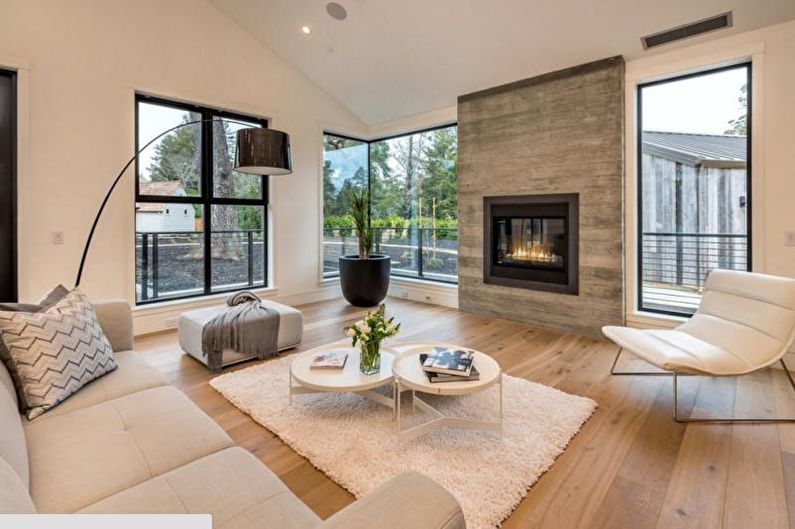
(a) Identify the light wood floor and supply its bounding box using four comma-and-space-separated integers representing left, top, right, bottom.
136, 298, 795, 529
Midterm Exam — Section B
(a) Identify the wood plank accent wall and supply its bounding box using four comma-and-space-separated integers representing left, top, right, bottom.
457, 56, 626, 338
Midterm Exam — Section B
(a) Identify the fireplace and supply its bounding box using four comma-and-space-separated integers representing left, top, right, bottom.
484, 194, 579, 294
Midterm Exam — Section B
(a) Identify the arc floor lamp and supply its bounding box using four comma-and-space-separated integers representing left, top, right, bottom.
74, 119, 292, 287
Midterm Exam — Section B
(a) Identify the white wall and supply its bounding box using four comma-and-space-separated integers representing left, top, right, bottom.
367, 105, 457, 140
0, 0, 368, 310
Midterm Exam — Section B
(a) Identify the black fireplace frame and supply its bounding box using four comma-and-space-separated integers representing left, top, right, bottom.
483, 193, 579, 295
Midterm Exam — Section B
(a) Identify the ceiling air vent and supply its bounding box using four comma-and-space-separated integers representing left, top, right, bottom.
641, 12, 733, 50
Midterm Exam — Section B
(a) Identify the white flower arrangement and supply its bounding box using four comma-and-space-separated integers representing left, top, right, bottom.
344, 304, 400, 349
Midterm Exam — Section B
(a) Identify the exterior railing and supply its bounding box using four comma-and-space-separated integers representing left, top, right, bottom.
135, 229, 264, 302
323, 226, 458, 284
641, 231, 748, 313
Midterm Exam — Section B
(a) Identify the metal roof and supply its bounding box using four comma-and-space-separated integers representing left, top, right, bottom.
642, 131, 747, 168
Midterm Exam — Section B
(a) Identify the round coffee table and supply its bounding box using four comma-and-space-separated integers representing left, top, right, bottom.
290, 340, 397, 410
391, 342, 503, 441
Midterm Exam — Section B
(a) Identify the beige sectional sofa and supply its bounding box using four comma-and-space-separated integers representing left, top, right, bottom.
0, 300, 466, 529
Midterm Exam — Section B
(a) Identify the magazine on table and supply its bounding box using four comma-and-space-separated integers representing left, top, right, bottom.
419, 351, 478, 380
310, 350, 348, 369
421, 348, 475, 376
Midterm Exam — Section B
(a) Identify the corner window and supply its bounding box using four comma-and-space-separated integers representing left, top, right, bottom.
322, 125, 458, 283
637, 64, 751, 315
135, 95, 268, 304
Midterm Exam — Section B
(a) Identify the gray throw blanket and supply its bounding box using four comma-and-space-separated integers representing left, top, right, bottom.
201, 291, 281, 372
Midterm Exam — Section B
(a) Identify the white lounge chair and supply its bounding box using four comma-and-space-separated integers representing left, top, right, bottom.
603, 269, 795, 422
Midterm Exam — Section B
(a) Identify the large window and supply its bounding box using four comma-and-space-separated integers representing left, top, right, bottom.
135, 95, 268, 304
638, 64, 751, 315
322, 125, 458, 283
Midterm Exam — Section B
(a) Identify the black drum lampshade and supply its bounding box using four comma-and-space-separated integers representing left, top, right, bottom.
234, 128, 292, 175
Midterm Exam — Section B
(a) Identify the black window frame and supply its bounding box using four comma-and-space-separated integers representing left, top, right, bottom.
637, 62, 752, 317
135, 93, 269, 305
322, 123, 459, 285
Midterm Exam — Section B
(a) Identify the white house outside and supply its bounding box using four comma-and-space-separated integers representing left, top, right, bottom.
136, 181, 196, 233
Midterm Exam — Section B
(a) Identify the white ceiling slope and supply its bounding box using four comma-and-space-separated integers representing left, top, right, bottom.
208, 0, 795, 125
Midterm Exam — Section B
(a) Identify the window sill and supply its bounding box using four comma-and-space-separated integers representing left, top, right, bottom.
133, 286, 279, 315
319, 274, 458, 289
625, 310, 687, 330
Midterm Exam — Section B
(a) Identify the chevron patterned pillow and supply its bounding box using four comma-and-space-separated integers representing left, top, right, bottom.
0, 289, 117, 419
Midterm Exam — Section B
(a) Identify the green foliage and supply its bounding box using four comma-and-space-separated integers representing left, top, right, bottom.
348, 187, 373, 258
145, 116, 263, 201
324, 135, 364, 151
322, 127, 458, 233
237, 205, 263, 231
324, 214, 356, 229
724, 83, 748, 136
147, 118, 200, 195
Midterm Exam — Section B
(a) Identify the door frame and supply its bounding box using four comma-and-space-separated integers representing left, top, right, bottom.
0, 68, 17, 302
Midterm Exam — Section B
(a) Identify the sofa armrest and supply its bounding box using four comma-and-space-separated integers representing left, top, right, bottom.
317, 472, 465, 529
94, 300, 134, 352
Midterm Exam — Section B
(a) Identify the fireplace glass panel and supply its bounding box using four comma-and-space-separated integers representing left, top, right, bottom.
494, 217, 566, 270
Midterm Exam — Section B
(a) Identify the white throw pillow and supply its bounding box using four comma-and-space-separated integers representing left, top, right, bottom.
0, 289, 117, 419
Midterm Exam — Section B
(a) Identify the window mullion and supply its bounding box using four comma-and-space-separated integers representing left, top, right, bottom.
202, 110, 213, 295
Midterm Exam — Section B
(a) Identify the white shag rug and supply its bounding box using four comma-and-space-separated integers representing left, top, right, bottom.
210, 353, 596, 529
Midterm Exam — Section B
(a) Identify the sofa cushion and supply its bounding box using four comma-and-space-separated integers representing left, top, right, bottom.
80, 447, 320, 529
24, 386, 233, 512
94, 300, 134, 353
0, 289, 117, 419
0, 365, 28, 487
0, 457, 35, 513
27, 350, 168, 420
0, 285, 70, 411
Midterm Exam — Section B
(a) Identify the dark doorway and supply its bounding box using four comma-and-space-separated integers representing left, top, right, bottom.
0, 69, 17, 302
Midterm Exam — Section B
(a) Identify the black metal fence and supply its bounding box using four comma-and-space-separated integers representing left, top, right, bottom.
136, 230, 264, 302
323, 226, 458, 283
641, 232, 748, 313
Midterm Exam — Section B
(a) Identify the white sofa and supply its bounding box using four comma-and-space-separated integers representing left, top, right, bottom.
0, 300, 466, 529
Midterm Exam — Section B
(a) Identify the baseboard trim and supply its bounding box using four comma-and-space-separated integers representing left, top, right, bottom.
387, 277, 458, 308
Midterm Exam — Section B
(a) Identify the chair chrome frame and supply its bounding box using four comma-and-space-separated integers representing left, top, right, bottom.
610, 347, 795, 423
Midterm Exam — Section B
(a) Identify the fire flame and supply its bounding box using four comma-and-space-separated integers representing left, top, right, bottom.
506, 243, 561, 264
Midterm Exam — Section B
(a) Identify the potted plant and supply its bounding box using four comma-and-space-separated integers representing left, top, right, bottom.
345, 304, 400, 375
338, 188, 391, 307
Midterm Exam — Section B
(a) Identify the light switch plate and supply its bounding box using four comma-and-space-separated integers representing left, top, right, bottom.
786, 231, 795, 246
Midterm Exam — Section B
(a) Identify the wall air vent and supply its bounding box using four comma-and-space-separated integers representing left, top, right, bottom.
641, 12, 733, 50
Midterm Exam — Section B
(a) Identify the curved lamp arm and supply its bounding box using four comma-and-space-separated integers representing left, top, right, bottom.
74, 117, 256, 287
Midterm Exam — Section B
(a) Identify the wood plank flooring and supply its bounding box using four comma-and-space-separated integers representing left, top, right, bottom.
135, 297, 795, 528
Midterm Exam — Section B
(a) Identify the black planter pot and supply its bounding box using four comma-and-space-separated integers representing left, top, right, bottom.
339, 254, 391, 307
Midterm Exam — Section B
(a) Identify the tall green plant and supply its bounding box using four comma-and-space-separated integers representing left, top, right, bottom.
349, 188, 373, 259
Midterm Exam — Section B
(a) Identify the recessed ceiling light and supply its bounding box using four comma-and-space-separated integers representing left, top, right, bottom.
326, 2, 347, 21
301, 25, 311, 34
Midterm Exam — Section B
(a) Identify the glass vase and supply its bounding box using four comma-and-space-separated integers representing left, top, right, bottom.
359, 340, 381, 375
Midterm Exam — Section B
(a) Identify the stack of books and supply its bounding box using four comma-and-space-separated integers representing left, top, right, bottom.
419, 348, 480, 383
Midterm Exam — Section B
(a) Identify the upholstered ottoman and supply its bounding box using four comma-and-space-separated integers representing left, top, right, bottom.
178, 300, 303, 369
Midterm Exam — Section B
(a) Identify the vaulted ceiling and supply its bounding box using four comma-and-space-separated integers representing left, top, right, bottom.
208, 0, 795, 125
